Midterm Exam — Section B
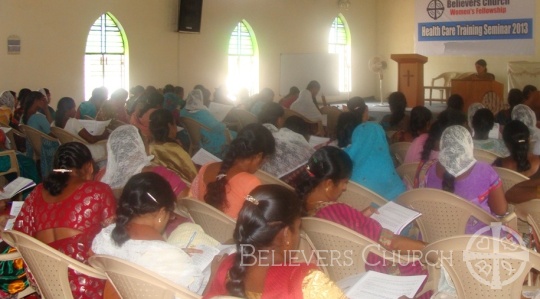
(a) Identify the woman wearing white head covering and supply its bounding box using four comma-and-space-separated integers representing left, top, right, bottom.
511, 104, 540, 155
0, 91, 15, 124
290, 89, 323, 123
179, 89, 235, 158
418, 125, 508, 219
97, 125, 188, 196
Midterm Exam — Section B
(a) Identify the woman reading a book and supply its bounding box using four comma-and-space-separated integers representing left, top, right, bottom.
204, 184, 346, 299
192, 123, 275, 219
296, 146, 430, 296
9, 142, 117, 298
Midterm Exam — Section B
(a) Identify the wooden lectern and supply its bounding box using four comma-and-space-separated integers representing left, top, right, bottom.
390, 54, 428, 107
450, 80, 504, 113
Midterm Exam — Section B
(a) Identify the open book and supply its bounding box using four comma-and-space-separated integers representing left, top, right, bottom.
0, 177, 35, 200
78, 119, 111, 136
191, 148, 222, 166
4, 201, 24, 230
308, 135, 330, 149
370, 201, 421, 234
337, 271, 426, 299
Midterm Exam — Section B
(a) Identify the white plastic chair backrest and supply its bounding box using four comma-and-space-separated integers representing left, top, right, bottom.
179, 117, 213, 156
514, 199, 540, 241
50, 126, 86, 144
389, 142, 411, 166
493, 166, 529, 193
181, 198, 236, 243
2, 230, 105, 299
254, 170, 294, 190
423, 235, 540, 299
431, 72, 459, 87
89, 255, 201, 299
396, 162, 420, 188
0, 150, 20, 177
397, 188, 500, 243
301, 217, 408, 282
473, 148, 500, 164
337, 181, 387, 211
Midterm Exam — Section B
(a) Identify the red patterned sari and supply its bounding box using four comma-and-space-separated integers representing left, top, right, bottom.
13, 181, 116, 299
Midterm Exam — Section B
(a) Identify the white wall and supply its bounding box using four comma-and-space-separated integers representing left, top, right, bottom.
0, 0, 378, 107
376, 0, 540, 101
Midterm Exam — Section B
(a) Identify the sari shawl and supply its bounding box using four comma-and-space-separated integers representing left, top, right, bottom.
345, 122, 405, 201
149, 142, 197, 182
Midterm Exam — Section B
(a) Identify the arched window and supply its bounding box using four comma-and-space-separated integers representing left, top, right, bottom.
227, 20, 259, 99
85, 13, 128, 99
328, 15, 351, 93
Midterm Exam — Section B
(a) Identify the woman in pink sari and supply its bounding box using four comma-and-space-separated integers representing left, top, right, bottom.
295, 146, 431, 298
13, 142, 116, 298
204, 184, 345, 299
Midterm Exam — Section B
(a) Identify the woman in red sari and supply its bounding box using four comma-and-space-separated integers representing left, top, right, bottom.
13, 142, 116, 298
204, 184, 345, 299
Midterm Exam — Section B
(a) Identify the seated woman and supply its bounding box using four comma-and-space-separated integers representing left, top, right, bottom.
130, 91, 163, 140
290, 81, 325, 124
346, 96, 369, 123
380, 91, 409, 132
192, 123, 275, 219
512, 104, 540, 155
493, 120, 540, 177
335, 112, 361, 148
345, 122, 405, 201
180, 89, 234, 159
471, 108, 509, 157
0, 90, 15, 125
149, 109, 197, 182
415, 125, 508, 230
295, 147, 429, 289
495, 89, 523, 127
204, 184, 346, 299
21, 91, 58, 176
12, 142, 116, 298
97, 125, 188, 198
77, 87, 107, 120
0, 129, 40, 188
55, 97, 109, 161
258, 102, 314, 181
96, 88, 130, 124
92, 172, 206, 295
391, 105, 432, 144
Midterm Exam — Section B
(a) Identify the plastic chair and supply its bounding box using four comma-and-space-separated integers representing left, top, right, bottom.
1, 230, 106, 299
179, 117, 231, 156
493, 167, 529, 193
50, 126, 107, 162
396, 162, 420, 189
254, 170, 294, 190
397, 188, 517, 243
223, 108, 258, 131
1, 123, 26, 153
423, 235, 540, 299
320, 106, 342, 139
180, 198, 236, 243
19, 125, 58, 161
473, 148, 500, 164
424, 72, 458, 105
301, 217, 419, 282
389, 142, 411, 166
0, 244, 37, 298
89, 255, 201, 299
337, 181, 387, 211
515, 199, 540, 243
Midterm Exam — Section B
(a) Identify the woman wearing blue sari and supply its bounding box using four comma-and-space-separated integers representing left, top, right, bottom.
180, 89, 234, 158
21, 91, 59, 177
345, 122, 405, 201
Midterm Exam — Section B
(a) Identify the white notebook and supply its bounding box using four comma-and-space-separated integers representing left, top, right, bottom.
370, 201, 421, 234
191, 148, 222, 166
0, 177, 36, 200
4, 201, 24, 230
337, 271, 426, 299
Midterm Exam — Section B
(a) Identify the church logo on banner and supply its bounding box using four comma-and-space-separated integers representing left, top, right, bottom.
416, 0, 535, 55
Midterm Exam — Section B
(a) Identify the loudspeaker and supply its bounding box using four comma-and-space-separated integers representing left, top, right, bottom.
178, 0, 203, 33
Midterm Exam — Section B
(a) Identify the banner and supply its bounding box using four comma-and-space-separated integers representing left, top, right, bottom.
415, 0, 535, 55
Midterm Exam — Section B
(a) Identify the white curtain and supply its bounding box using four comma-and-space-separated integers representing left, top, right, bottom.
507, 61, 540, 90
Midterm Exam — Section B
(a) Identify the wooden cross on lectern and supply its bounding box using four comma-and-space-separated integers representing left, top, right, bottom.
403, 70, 414, 87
